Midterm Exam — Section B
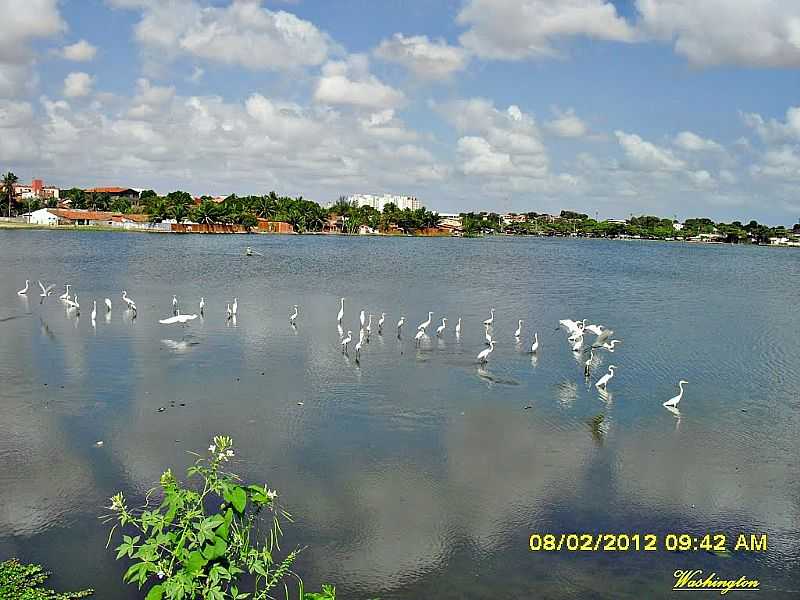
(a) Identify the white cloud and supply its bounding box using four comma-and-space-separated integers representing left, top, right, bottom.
637, 0, 800, 68
751, 145, 800, 180
63, 72, 94, 98
439, 98, 549, 178
314, 56, 405, 109
615, 130, 686, 171
60, 40, 98, 62
673, 130, 722, 152
374, 33, 468, 79
545, 107, 588, 137
457, 0, 635, 60
0, 0, 64, 97
687, 169, 715, 187
111, 0, 330, 71
742, 106, 800, 143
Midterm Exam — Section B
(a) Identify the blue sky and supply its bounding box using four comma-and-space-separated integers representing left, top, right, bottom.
2, 0, 800, 224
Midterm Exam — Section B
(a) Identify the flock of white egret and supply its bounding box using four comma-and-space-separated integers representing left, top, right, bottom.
16, 279, 688, 414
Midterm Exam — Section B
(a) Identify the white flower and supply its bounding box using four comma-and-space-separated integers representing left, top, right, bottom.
209, 445, 216, 453
226, 449, 234, 457
218, 453, 226, 461
157, 570, 164, 579
266, 489, 278, 500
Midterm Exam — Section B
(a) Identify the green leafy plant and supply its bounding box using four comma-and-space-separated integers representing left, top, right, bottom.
302, 585, 336, 600
103, 435, 331, 599
0, 559, 93, 599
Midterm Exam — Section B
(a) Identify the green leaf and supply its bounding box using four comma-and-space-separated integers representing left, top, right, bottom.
185, 550, 207, 574
230, 486, 247, 513
145, 584, 164, 600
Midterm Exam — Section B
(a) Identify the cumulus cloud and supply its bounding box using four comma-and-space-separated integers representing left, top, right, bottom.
60, 40, 98, 62
63, 72, 94, 98
751, 145, 800, 180
374, 33, 468, 79
545, 107, 588, 138
110, 0, 331, 71
615, 130, 686, 171
637, 0, 800, 68
457, 0, 635, 60
314, 56, 405, 109
673, 130, 722, 152
439, 98, 549, 178
742, 106, 800, 143
0, 0, 65, 97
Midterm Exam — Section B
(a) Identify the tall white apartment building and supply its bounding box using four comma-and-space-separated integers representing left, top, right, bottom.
345, 194, 421, 211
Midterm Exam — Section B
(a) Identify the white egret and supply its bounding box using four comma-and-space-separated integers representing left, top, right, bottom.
366, 314, 372, 338
584, 348, 594, 377
378, 312, 385, 333
484, 326, 493, 346
455, 317, 461, 337
17, 280, 29, 295
436, 318, 447, 337
559, 319, 586, 335
91, 300, 97, 322
483, 308, 495, 327
104, 298, 112, 312
38, 280, 54, 297
397, 316, 405, 336
337, 298, 344, 324
226, 304, 232, 319
65, 294, 79, 310
571, 336, 583, 352
514, 319, 523, 338
289, 305, 298, 325
359, 310, 365, 328
477, 340, 496, 364
232, 297, 238, 316
594, 328, 614, 346
172, 295, 178, 314
59, 284, 71, 301
337, 323, 344, 338
530, 332, 539, 354
159, 310, 198, 325
199, 297, 205, 315
417, 311, 433, 331
354, 338, 362, 360
584, 323, 606, 336
595, 365, 616, 390
596, 339, 621, 352
341, 330, 352, 353
663, 380, 688, 408
414, 329, 425, 346
122, 290, 136, 309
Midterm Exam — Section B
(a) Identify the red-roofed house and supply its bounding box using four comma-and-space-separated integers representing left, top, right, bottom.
14, 179, 60, 201
84, 187, 140, 199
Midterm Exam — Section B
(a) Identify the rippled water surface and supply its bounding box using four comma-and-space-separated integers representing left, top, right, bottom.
1, 231, 799, 598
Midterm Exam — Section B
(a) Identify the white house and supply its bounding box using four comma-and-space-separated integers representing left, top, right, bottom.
25, 208, 59, 225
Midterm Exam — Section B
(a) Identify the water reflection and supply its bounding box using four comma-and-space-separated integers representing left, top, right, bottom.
0, 232, 798, 599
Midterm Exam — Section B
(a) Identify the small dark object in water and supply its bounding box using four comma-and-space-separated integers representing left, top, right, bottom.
261, 372, 265, 375
179, 402, 185, 406
43, 383, 47, 386
524, 405, 532, 409
245, 247, 253, 256
236, 377, 240, 382
157, 406, 166, 412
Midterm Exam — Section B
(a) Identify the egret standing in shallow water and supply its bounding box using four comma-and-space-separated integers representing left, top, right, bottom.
477, 340, 496, 364
289, 305, 298, 325
365, 314, 372, 339
91, 300, 97, 322
663, 380, 688, 408
38, 281, 54, 297
104, 298, 112, 312
455, 317, 461, 337
436, 318, 447, 337
514, 319, 523, 339
396, 316, 405, 337
595, 339, 621, 352
337, 298, 345, 324
122, 290, 136, 309
530, 332, 539, 354
484, 325, 493, 346
199, 297, 205, 316
414, 328, 425, 346
595, 365, 616, 390
172, 295, 178, 315
17, 280, 29, 295
483, 308, 495, 327
378, 312, 385, 334
584, 347, 594, 377
359, 310, 366, 329
232, 297, 238, 316
341, 330, 352, 354
354, 337, 362, 361
59, 284, 71, 301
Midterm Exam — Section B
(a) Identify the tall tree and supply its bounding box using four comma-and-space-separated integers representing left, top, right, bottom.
2, 171, 18, 218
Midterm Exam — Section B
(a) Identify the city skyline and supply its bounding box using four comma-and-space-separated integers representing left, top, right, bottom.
2, 1, 800, 224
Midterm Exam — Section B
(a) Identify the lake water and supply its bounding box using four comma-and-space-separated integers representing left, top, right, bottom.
0, 231, 799, 599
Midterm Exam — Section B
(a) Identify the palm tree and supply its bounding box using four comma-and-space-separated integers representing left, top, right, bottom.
145, 198, 169, 223
191, 200, 220, 225
2, 171, 18, 218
